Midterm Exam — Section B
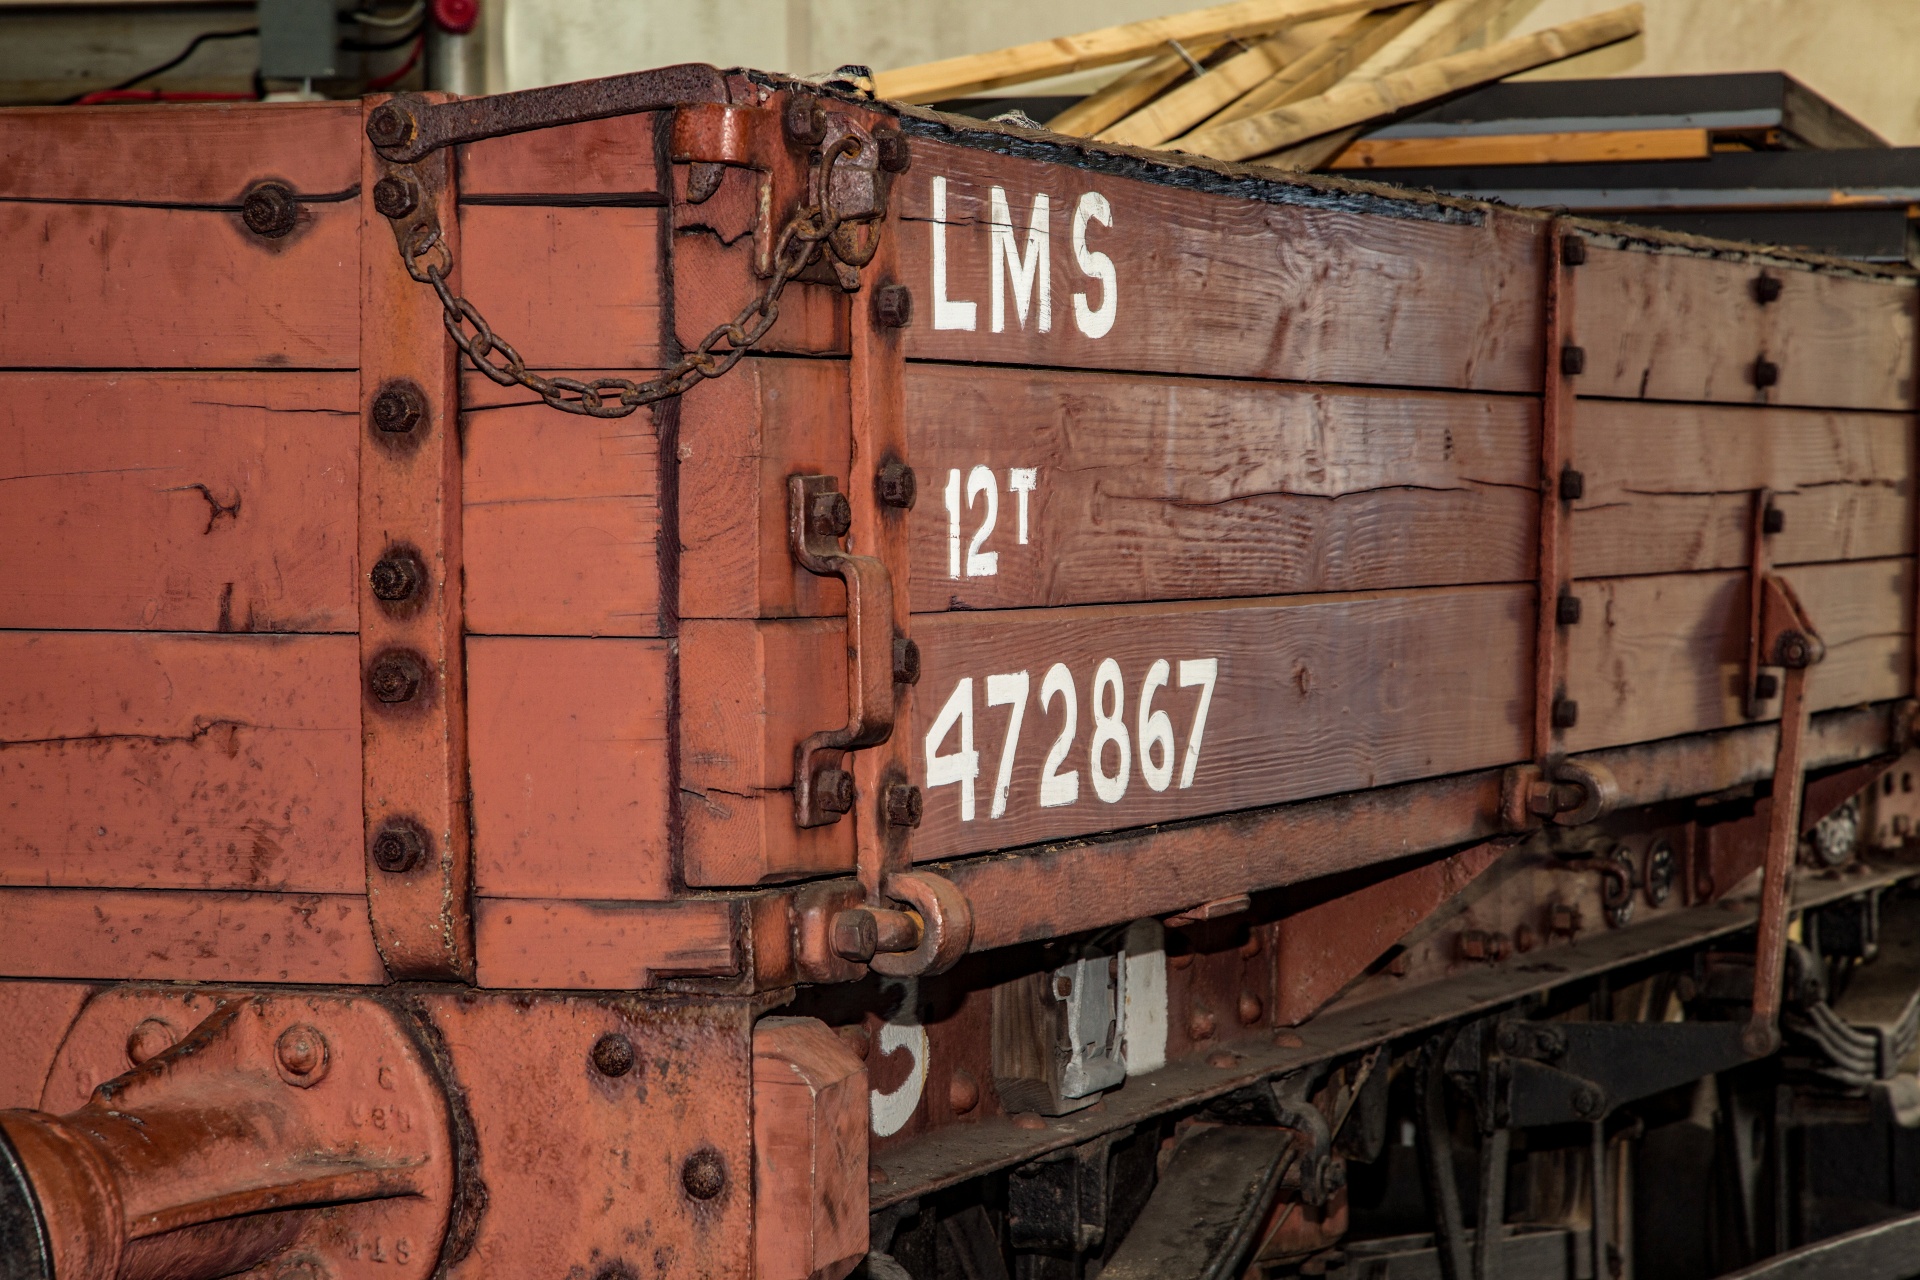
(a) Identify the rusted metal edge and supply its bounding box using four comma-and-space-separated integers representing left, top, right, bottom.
870, 858, 1920, 1208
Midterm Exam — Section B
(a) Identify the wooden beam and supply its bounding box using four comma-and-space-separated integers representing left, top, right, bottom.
1179, 3, 1644, 163
1099, 35, 1301, 148
1329, 126, 1710, 168
1187, 3, 1430, 134
1046, 42, 1225, 137
872, 0, 1405, 104
1349, 0, 1516, 78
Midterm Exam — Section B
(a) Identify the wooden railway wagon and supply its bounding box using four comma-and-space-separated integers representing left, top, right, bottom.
4, 63, 1920, 1280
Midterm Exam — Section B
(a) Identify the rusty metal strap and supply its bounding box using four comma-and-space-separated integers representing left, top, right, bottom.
365, 63, 728, 162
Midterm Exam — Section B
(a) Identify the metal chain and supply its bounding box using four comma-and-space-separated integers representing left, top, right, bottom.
396, 135, 865, 418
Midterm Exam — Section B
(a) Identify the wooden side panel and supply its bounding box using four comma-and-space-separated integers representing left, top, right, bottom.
896, 137, 1546, 392
0, 632, 361, 892
1563, 558, 1914, 753
0, 201, 359, 369
683, 588, 1532, 882
906, 365, 1538, 610
0, 372, 358, 633
457, 205, 664, 372
473, 898, 738, 989
463, 378, 664, 637
458, 114, 662, 197
0, 103, 360, 201
1571, 400, 1914, 578
467, 637, 672, 901
1576, 246, 1916, 410
0, 890, 382, 983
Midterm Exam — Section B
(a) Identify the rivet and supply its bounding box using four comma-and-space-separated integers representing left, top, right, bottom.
884, 783, 923, 829
809, 490, 852, 538
873, 284, 914, 330
591, 1032, 635, 1078
1237, 993, 1264, 1025
814, 768, 854, 815
367, 650, 426, 704
876, 459, 917, 508
275, 1023, 330, 1087
369, 818, 426, 873
1571, 1084, 1604, 1119
241, 181, 299, 239
125, 1018, 177, 1067
371, 382, 425, 434
1188, 1009, 1216, 1041
681, 1148, 727, 1201
373, 175, 419, 220
366, 101, 418, 149
949, 1068, 980, 1114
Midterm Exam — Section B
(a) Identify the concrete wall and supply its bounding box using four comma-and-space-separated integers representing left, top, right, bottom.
488, 0, 1920, 144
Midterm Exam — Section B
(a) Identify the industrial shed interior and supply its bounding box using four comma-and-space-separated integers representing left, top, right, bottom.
7, 3, 1920, 1280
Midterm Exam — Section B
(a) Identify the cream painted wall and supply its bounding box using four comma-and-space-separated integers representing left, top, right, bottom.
488, 0, 1920, 143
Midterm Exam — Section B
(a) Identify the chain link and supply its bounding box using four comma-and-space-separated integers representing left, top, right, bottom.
397, 135, 866, 418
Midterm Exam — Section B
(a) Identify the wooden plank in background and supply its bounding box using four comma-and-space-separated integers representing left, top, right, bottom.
458, 114, 662, 197
0, 632, 362, 893
1562, 558, 1913, 754
467, 637, 672, 901
463, 374, 665, 637
474, 897, 739, 989
0, 372, 358, 633
905, 364, 1537, 611
0, 889, 383, 984
1575, 245, 1915, 411
1571, 400, 1914, 578
1330, 127, 1710, 170
0, 201, 359, 369
0, 103, 360, 202
895, 138, 1545, 393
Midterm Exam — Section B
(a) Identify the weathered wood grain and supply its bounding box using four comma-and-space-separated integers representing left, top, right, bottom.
457, 204, 664, 372
895, 137, 1545, 392
458, 114, 662, 197
1571, 399, 1914, 578
1576, 245, 1916, 411
463, 374, 665, 636
0, 889, 382, 983
905, 364, 1538, 610
670, 170, 848, 358
1563, 558, 1913, 753
0, 372, 357, 633
0, 103, 360, 202
0, 200, 358, 369
473, 897, 738, 989
467, 637, 672, 901
0, 632, 362, 893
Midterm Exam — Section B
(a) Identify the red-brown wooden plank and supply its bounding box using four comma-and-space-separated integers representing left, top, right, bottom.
1575, 245, 1916, 410
0, 200, 358, 370
463, 375, 665, 636
0, 103, 360, 202
0, 889, 382, 983
458, 114, 662, 197
0, 631, 361, 893
894, 136, 1546, 392
0, 372, 357, 633
467, 637, 672, 900
473, 898, 738, 989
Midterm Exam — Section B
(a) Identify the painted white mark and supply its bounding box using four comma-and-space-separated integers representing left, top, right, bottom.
931, 176, 977, 331
1121, 919, 1168, 1076
1008, 467, 1037, 544
1072, 190, 1117, 339
924, 677, 979, 821
965, 464, 999, 577
986, 671, 1030, 818
989, 186, 1051, 334
869, 977, 929, 1137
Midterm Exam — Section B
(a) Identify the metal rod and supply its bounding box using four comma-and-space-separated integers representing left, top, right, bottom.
1474, 1126, 1510, 1280
1591, 1118, 1609, 1280
1417, 1033, 1473, 1280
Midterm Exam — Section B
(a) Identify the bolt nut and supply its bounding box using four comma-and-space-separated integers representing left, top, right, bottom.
125, 1018, 177, 1067
1754, 672, 1780, 700
1459, 930, 1490, 962
873, 127, 911, 173
275, 1023, 330, 1087
1762, 505, 1786, 535
814, 767, 854, 815
1775, 631, 1814, 667
241, 181, 299, 239
681, 1147, 727, 1201
1752, 356, 1780, 389
873, 284, 914, 330
1514, 923, 1538, 953
372, 383, 425, 434
372, 175, 419, 220
808, 490, 852, 538
783, 97, 827, 146
1571, 1084, 1604, 1119
884, 783, 923, 829
1752, 272, 1783, 304
366, 101, 418, 149
1549, 902, 1583, 936
892, 636, 921, 685
1551, 697, 1580, 730
369, 818, 427, 873
369, 550, 424, 603
1560, 233, 1587, 266
1556, 591, 1582, 626
367, 650, 427, 704
591, 1032, 635, 1078
876, 459, 917, 510
1559, 467, 1585, 502
831, 909, 880, 962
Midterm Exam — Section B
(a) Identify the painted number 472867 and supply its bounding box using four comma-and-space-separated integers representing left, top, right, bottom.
923, 658, 1218, 821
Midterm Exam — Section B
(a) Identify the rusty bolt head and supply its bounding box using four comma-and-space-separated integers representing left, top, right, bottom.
877, 461, 917, 510
1551, 697, 1580, 730
368, 650, 426, 704
1775, 631, 1814, 668
1549, 902, 1583, 936
1560, 233, 1587, 266
892, 636, 922, 685
1571, 1084, 1604, 1119
125, 1018, 177, 1067
873, 284, 914, 331
1458, 930, 1490, 962
370, 818, 426, 873
1755, 672, 1780, 701
1762, 505, 1786, 535
372, 383, 425, 434
591, 1032, 635, 1078
831, 909, 879, 962
1237, 992, 1264, 1025
1559, 467, 1585, 502
884, 783, 923, 830
1556, 592, 1582, 626
808, 490, 852, 539
1752, 356, 1780, 388
1559, 344, 1586, 377
681, 1148, 727, 1201
1188, 1010, 1217, 1041
370, 551, 423, 603
275, 1023, 330, 1087
873, 127, 911, 173
783, 97, 827, 146
949, 1068, 980, 1113
241, 181, 299, 239
366, 101, 418, 148
372, 175, 419, 220
1514, 923, 1538, 953
1487, 932, 1513, 962
1753, 273, 1783, 304
814, 767, 854, 815
1387, 951, 1410, 977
